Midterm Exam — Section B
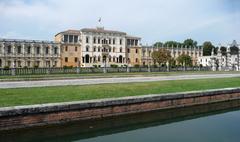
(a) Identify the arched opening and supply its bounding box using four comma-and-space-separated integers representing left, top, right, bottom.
7, 45, 11, 54
119, 55, 123, 63
54, 47, 58, 55
85, 54, 90, 63
103, 55, 107, 62
45, 47, 49, 54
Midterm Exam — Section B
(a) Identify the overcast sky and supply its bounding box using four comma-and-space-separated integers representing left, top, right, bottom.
0, 0, 239, 46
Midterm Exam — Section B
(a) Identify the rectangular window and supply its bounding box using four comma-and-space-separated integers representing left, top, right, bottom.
93, 37, 96, 44
54, 47, 58, 54
136, 49, 138, 54
127, 48, 130, 53
17, 46, 21, 54
75, 47, 78, 52
86, 37, 89, 43
74, 36, 78, 43
65, 46, 68, 52
113, 39, 115, 45
7, 46, 11, 54
69, 35, 73, 43
65, 57, 68, 62
120, 39, 122, 45
64, 35, 68, 42
75, 57, 78, 63
27, 46, 31, 54
135, 40, 138, 46
45, 47, 49, 54
98, 38, 100, 44
36, 47, 40, 54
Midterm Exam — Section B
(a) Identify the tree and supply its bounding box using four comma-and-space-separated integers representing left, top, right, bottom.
151, 48, 171, 66
230, 46, 239, 55
168, 57, 176, 67
164, 41, 182, 47
154, 42, 163, 47
203, 41, 215, 56
220, 46, 227, 56
177, 54, 192, 66
183, 39, 198, 47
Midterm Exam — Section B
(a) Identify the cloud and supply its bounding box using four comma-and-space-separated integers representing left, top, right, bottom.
0, 0, 239, 45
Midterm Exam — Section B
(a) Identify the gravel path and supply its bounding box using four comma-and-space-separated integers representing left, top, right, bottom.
0, 73, 239, 89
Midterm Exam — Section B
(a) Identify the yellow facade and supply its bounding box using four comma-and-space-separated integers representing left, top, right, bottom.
127, 47, 142, 66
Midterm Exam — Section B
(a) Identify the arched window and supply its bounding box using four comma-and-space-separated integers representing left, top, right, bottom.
36, 47, 40, 54
27, 46, 31, 54
54, 47, 58, 55
45, 47, 49, 54
102, 55, 107, 62
85, 54, 90, 63
86, 37, 89, 43
120, 47, 122, 53
136, 58, 138, 63
7, 45, 11, 54
17, 46, 21, 54
109, 56, 112, 62
119, 55, 123, 63
86, 46, 89, 52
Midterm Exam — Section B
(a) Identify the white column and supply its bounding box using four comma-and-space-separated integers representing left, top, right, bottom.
11, 42, 15, 55
0, 42, 4, 54
21, 43, 25, 56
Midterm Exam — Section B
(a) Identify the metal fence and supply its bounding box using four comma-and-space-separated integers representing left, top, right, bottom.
0, 66, 211, 76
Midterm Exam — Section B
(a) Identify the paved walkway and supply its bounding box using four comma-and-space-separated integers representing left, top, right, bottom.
0, 74, 240, 89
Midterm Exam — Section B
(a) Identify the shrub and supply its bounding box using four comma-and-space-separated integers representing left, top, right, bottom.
4, 66, 10, 70
110, 64, 118, 68
134, 64, 140, 68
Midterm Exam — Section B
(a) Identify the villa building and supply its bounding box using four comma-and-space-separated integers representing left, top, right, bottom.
55, 27, 141, 67
198, 40, 240, 71
0, 27, 204, 68
0, 39, 61, 68
141, 45, 203, 66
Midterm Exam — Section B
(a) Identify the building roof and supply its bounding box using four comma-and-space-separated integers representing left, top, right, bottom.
0, 38, 57, 44
81, 27, 127, 35
126, 35, 141, 40
55, 30, 81, 37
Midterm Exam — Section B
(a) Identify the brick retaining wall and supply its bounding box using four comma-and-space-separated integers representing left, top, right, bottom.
0, 88, 240, 130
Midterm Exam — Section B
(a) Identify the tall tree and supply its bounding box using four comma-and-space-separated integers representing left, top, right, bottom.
177, 54, 192, 66
220, 46, 227, 56
183, 39, 198, 47
164, 41, 182, 47
203, 41, 215, 56
151, 48, 171, 66
153, 42, 163, 47
230, 46, 239, 55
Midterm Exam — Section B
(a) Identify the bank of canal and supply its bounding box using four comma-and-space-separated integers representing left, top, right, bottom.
1, 99, 240, 142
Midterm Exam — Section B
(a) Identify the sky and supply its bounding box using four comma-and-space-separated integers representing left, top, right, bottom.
0, 0, 239, 46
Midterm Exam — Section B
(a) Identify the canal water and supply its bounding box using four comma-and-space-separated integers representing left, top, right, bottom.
1, 100, 240, 142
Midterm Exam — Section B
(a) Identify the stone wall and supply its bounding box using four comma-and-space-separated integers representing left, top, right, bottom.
0, 88, 240, 131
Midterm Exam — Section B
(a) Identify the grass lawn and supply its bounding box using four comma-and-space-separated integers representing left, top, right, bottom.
0, 77, 240, 107
0, 71, 240, 81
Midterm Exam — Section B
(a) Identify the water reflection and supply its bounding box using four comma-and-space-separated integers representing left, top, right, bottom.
1, 100, 240, 142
